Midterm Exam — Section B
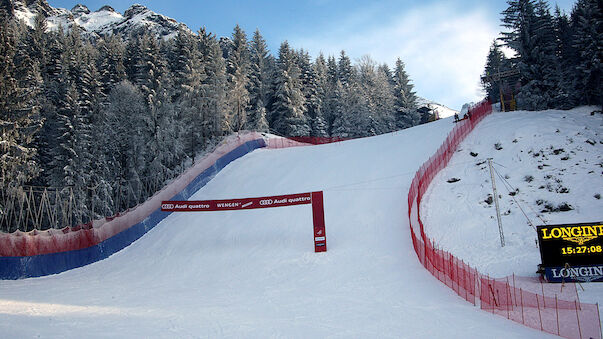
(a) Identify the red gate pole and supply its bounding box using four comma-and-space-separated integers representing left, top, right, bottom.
311, 191, 327, 252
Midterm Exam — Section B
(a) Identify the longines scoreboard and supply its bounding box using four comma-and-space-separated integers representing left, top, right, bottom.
537, 222, 603, 283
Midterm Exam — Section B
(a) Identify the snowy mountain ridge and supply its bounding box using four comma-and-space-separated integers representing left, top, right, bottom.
9, 0, 190, 39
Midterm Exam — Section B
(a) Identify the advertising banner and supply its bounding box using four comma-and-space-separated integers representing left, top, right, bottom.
537, 222, 603, 282
162, 191, 327, 252
161, 193, 312, 212
544, 264, 603, 283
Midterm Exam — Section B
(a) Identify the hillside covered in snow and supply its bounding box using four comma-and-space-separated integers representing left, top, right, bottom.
422, 106, 603, 299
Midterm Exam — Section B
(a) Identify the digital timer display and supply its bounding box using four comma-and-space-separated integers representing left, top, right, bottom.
561, 245, 603, 255
537, 222, 603, 267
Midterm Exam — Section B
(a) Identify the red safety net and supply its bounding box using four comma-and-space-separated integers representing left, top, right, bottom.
286, 136, 348, 145
265, 136, 347, 148
407, 100, 601, 339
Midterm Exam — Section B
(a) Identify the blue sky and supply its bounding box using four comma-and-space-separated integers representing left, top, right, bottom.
50, 0, 576, 110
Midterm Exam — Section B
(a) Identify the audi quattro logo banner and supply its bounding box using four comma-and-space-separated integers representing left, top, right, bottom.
537, 221, 603, 282
162, 191, 327, 253
161, 192, 312, 212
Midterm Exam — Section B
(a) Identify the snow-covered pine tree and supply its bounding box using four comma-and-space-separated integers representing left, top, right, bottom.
103, 81, 148, 211
570, 0, 602, 107
328, 51, 361, 137
551, 6, 576, 108
170, 28, 206, 162
312, 53, 329, 137
392, 58, 419, 129
337, 50, 354, 88
356, 55, 380, 136
322, 55, 339, 134
247, 29, 270, 132
226, 25, 250, 132
500, 0, 557, 110
198, 27, 228, 139
375, 63, 396, 133
0, 16, 42, 194
270, 41, 309, 136
35, 27, 65, 188
97, 34, 126, 101
296, 49, 322, 136
330, 79, 363, 138
46, 27, 100, 223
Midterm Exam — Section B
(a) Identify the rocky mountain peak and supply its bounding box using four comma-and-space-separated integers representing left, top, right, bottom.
97, 5, 116, 13
124, 4, 149, 18
11, 0, 191, 40
71, 4, 90, 16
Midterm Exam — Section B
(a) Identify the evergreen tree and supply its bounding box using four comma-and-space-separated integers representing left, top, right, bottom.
171, 28, 205, 162
103, 81, 147, 210
392, 58, 419, 129
331, 79, 364, 138
551, 6, 576, 108
0, 18, 42, 192
97, 35, 126, 101
297, 50, 322, 136
226, 25, 250, 132
570, 0, 602, 107
270, 41, 309, 136
481, 40, 512, 104
247, 29, 270, 132
337, 50, 354, 87
356, 55, 381, 135
312, 53, 329, 137
199, 27, 228, 138
500, 0, 557, 110
323, 55, 339, 134
375, 64, 396, 133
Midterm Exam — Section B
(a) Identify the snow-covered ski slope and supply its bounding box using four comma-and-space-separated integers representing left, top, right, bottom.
0, 119, 552, 337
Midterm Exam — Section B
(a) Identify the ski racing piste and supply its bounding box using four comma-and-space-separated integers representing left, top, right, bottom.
1, 104, 599, 337
0, 132, 307, 279
0, 113, 566, 338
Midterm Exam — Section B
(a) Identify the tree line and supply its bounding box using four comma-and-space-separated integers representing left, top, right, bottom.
482, 0, 601, 110
0, 8, 422, 229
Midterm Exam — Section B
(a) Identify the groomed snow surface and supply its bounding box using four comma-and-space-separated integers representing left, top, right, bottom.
3, 109, 594, 337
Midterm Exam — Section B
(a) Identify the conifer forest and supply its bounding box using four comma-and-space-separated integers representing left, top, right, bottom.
0, 0, 601, 232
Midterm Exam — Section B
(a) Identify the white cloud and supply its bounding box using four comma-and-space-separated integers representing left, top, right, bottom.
289, 3, 499, 110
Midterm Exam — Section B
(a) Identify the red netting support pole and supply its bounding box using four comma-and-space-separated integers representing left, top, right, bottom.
513, 273, 517, 306
506, 277, 511, 319
520, 288, 525, 325
555, 294, 560, 336
537, 294, 543, 331
575, 300, 583, 339
463, 259, 468, 302
541, 280, 546, 308
455, 256, 460, 295
598, 303, 602, 338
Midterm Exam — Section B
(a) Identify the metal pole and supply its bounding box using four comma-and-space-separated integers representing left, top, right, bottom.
488, 158, 505, 247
